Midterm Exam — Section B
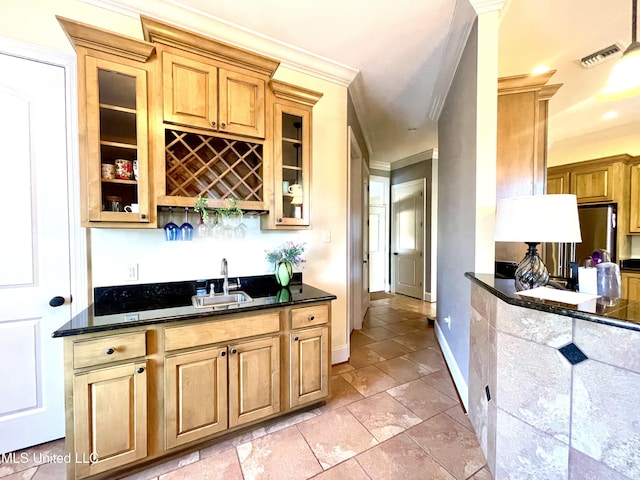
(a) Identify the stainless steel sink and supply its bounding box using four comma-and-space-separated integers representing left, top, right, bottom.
191, 291, 253, 309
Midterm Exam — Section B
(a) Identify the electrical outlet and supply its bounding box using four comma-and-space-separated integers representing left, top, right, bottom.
444, 315, 452, 330
127, 263, 138, 281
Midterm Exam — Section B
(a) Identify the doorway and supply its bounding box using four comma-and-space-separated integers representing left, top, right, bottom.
0, 41, 84, 453
391, 179, 425, 299
369, 176, 390, 292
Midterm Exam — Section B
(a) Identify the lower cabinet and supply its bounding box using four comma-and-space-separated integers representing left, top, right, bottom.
290, 326, 329, 408
165, 346, 228, 449
622, 272, 640, 301
72, 361, 148, 479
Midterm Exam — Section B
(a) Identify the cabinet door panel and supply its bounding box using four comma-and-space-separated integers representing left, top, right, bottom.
290, 326, 329, 408
219, 69, 265, 138
229, 336, 280, 427
165, 346, 228, 448
570, 167, 611, 203
73, 362, 147, 478
630, 165, 640, 233
163, 51, 217, 130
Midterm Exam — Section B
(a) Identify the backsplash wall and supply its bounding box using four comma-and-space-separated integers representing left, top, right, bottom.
89, 215, 313, 288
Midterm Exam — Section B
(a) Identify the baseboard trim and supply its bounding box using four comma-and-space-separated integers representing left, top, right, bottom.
435, 321, 469, 410
332, 344, 350, 365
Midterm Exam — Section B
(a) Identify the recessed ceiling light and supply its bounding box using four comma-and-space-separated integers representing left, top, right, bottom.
531, 65, 551, 75
601, 111, 619, 120
408, 128, 417, 132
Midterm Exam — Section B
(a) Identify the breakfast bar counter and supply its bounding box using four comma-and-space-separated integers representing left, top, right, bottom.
466, 273, 640, 480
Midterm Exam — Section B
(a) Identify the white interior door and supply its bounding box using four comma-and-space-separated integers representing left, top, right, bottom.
361, 163, 370, 317
0, 52, 71, 453
391, 180, 424, 299
369, 205, 386, 292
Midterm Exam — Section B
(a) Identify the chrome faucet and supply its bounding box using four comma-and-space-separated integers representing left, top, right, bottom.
221, 258, 229, 296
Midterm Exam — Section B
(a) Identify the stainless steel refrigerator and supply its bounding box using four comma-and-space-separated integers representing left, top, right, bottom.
545, 203, 617, 278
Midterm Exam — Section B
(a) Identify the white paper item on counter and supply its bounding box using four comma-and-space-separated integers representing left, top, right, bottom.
578, 267, 598, 295
515, 287, 600, 305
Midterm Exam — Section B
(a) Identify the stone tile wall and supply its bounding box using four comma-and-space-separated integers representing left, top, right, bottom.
468, 283, 640, 480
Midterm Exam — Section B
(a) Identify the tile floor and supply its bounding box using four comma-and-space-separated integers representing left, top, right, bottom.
1, 294, 491, 480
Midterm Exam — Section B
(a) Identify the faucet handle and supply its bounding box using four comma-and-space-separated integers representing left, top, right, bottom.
228, 277, 241, 291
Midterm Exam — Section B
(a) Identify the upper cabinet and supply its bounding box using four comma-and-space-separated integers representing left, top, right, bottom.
58, 17, 155, 227
263, 81, 322, 229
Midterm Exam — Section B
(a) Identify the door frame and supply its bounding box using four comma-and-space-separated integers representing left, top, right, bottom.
0, 37, 88, 315
390, 178, 426, 300
369, 175, 390, 292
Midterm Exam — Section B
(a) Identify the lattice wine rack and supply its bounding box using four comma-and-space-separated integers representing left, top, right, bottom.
165, 129, 263, 201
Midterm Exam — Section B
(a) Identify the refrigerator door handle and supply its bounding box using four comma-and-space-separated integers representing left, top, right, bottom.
612, 212, 617, 229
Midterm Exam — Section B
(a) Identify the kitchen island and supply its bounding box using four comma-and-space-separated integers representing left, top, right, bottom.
466, 273, 640, 480
54, 276, 335, 480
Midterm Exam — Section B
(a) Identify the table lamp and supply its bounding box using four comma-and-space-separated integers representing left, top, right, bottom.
494, 194, 582, 291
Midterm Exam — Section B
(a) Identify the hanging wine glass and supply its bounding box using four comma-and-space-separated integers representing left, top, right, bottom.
234, 211, 247, 239
163, 207, 179, 241
179, 207, 193, 241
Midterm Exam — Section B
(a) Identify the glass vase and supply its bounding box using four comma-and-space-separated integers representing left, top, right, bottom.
275, 261, 293, 287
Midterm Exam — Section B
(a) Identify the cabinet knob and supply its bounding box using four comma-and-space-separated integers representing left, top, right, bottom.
220, 122, 226, 128
210, 121, 216, 127
277, 218, 283, 223
230, 348, 237, 354
105, 347, 115, 355
221, 351, 226, 357
309, 315, 315, 321
136, 367, 145, 374
140, 214, 147, 220
294, 336, 299, 341
49, 296, 65, 307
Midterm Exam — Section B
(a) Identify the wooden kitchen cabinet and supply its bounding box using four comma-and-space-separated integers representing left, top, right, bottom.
628, 162, 640, 233
621, 271, 640, 301
546, 171, 569, 195
228, 336, 281, 427
162, 51, 266, 138
165, 345, 228, 449
263, 80, 322, 229
57, 17, 155, 228
569, 164, 614, 203
67, 332, 148, 479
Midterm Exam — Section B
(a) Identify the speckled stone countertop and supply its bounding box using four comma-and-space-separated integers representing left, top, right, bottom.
53, 274, 336, 338
465, 272, 640, 332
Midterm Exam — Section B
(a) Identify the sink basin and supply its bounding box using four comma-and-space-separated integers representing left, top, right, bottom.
191, 291, 254, 309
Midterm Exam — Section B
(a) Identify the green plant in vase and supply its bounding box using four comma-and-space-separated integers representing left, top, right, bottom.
265, 241, 305, 287
193, 196, 209, 237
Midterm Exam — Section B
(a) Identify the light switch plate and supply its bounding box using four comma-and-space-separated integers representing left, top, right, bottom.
322, 230, 331, 243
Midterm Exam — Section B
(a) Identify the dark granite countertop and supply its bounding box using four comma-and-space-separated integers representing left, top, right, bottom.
53, 274, 336, 338
466, 272, 640, 332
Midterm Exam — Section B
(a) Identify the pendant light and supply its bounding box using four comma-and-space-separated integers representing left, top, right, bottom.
598, 0, 640, 100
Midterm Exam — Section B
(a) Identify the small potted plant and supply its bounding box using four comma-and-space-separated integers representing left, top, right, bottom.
265, 241, 305, 287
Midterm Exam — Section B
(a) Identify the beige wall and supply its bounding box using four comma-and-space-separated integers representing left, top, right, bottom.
2, 0, 351, 362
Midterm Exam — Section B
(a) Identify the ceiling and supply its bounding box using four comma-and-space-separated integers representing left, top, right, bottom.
105, 0, 639, 165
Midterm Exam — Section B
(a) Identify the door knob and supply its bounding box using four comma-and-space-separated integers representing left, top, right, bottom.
49, 296, 65, 307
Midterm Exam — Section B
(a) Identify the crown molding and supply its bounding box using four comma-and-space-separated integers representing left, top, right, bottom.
348, 73, 374, 160
391, 148, 438, 171
81, 0, 358, 86
370, 161, 391, 172
469, 0, 507, 14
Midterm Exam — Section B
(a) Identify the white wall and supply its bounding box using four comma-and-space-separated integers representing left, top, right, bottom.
2, 0, 351, 364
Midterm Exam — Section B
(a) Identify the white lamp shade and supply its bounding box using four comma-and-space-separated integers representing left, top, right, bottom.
494, 194, 582, 243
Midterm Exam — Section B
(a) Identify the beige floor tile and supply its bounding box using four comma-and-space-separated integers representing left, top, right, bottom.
444, 404, 473, 431
236, 426, 322, 480
351, 331, 377, 348
29, 462, 66, 480
0, 439, 65, 478
387, 379, 458, 420
356, 433, 456, 480
331, 362, 355, 375
391, 331, 437, 351
401, 318, 433, 331
264, 408, 321, 434
374, 356, 432, 383
2, 467, 37, 480
365, 339, 412, 359
347, 392, 422, 442
359, 327, 397, 342
422, 369, 459, 399
404, 346, 447, 372
297, 407, 378, 469
120, 451, 200, 480
340, 365, 399, 397
466, 466, 493, 480
348, 346, 387, 369
200, 428, 267, 459
310, 458, 370, 480
380, 321, 420, 335
324, 375, 365, 411
159, 449, 242, 480
407, 413, 487, 480
362, 316, 389, 328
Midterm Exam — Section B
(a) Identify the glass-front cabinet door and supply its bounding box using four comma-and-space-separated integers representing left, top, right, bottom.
274, 103, 310, 226
85, 57, 150, 223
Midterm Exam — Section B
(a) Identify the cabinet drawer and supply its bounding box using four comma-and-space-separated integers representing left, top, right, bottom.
164, 312, 280, 352
291, 305, 329, 330
73, 331, 147, 369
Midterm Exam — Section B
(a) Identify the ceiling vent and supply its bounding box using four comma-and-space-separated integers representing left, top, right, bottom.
579, 43, 624, 68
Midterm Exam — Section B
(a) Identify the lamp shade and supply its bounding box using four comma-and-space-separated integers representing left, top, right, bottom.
494, 194, 582, 244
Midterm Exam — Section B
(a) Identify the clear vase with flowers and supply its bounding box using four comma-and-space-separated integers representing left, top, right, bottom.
265, 241, 305, 287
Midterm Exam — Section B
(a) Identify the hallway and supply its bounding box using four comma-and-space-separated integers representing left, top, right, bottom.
1, 294, 490, 480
